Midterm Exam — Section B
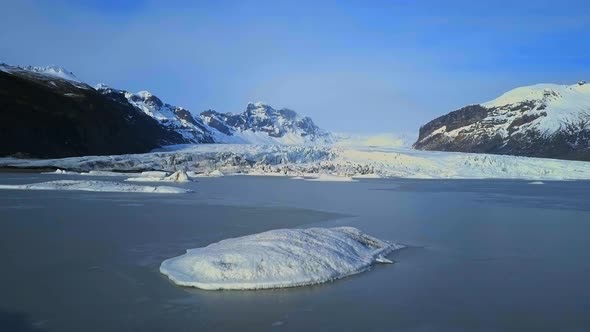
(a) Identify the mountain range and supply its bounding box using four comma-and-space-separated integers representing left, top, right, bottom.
2, 63, 590, 161
0, 63, 330, 158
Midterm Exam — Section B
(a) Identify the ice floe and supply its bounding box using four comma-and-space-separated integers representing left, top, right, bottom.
304, 175, 357, 182
80, 170, 137, 177
126, 170, 191, 183
41, 169, 78, 175
160, 227, 402, 290
192, 170, 225, 177
0, 180, 190, 194
528, 181, 545, 185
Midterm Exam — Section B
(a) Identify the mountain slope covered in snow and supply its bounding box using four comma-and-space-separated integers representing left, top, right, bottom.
96, 84, 332, 145
413, 82, 590, 161
201, 102, 331, 144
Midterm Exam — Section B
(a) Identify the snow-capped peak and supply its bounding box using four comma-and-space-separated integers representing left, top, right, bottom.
483, 82, 590, 108
95, 83, 111, 90
136, 90, 154, 99
249, 101, 267, 107
22, 65, 80, 83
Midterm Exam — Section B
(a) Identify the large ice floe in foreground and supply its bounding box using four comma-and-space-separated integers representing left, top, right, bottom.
160, 227, 403, 290
0, 180, 190, 194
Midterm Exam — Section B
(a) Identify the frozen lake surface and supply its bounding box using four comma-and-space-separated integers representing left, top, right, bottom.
1, 173, 589, 331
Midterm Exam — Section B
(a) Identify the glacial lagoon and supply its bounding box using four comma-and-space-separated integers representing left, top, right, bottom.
1, 173, 589, 331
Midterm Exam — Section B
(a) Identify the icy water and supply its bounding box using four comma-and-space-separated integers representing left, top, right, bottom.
1, 173, 589, 332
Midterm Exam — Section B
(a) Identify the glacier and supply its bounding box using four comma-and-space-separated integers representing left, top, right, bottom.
0, 180, 190, 194
3, 144, 590, 181
160, 227, 403, 290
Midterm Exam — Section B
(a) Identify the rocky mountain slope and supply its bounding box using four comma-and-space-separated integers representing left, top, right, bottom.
95, 84, 215, 144
413, 82, 590, 161
0, 63, 330, 158
0, 64, 185, 158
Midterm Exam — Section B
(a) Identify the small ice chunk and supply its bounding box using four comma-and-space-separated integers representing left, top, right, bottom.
41, 169, 77, 175
209, 170, 224, 177
160, 227, 403, 290
305, 175, 357, 182
0, 180, 190, 194
164, 170, 190, 182
375, 256, 393, 264
528, 181, 545, 185
194, 170, 225, 177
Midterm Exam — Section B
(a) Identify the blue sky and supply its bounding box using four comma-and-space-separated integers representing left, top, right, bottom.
2, 0, 589, 134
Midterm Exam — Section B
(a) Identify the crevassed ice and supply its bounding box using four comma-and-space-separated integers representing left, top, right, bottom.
160, 227, 403, 290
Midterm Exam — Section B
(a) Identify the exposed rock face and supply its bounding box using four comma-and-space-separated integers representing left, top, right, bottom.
0, 65, 185, 158
413, 83, 590, 161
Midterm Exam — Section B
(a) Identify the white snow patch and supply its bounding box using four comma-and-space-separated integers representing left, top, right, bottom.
21, 65, 81, 82
0, 180, 190, 194
160, 227, 403, 290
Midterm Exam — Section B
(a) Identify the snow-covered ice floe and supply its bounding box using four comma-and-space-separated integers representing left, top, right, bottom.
0, 180, 190, 194
160, 227, 403, 290
41, 169, 79, 175
80, 170, 138, 177
125, 170, 191, 183
528, 181, 545, 185
304, 175, 357, 182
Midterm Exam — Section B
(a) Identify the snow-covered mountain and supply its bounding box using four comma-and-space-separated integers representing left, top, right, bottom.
201, 102, 331, 144
413, 81, 590, 161
96, 84, 331, 145
95, 84, 215, 144
21, 65, 81, 83
0, 62, 331, 157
